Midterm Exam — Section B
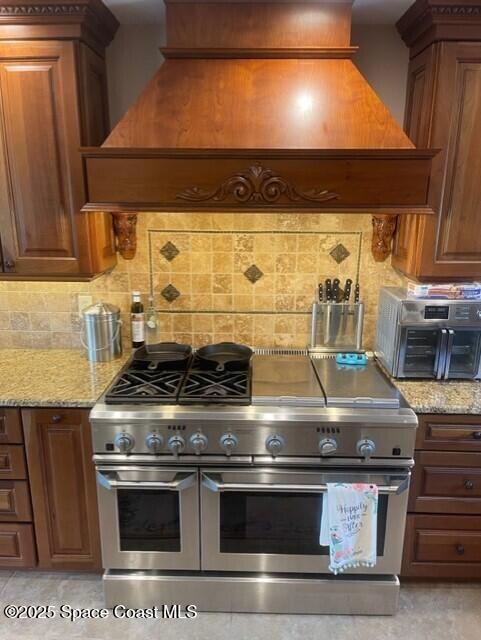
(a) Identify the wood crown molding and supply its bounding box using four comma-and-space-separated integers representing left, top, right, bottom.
397, 0, 481, 52
0, 1, 119, 47
160, 47, 359, 59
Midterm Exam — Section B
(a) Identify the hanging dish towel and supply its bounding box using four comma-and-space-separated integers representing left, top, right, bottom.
320, 483, 378, 574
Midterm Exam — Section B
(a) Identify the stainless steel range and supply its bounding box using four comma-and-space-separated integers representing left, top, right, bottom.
90, 346, 417, 616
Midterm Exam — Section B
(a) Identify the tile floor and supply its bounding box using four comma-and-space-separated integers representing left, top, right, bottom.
0, 571, 479, 640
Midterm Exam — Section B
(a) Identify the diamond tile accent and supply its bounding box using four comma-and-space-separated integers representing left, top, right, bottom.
329, 243, 350, 264
160, 241, 180, 262
161, 284, 180, 303
244, 264, 264, 284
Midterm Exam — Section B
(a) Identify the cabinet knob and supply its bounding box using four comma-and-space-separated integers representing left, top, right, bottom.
51, 415, 62, 423
4, 260, 15, 271
472, 431, 481, 441
456, 544, 465, 555
464, 480, 475, 490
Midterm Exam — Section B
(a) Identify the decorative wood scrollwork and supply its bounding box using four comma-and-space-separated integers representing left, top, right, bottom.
371, 214, 398, 262
177, 163, 340, 205
0, 5, 88, 16
112, 212, 137, 260
430, 6, 481, 16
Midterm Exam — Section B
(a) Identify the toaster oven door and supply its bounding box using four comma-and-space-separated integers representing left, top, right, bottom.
398, 327, 445, 378
443, 329, 481, 379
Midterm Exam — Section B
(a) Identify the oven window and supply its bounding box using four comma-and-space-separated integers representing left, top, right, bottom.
403, 329, 440, 375
118, 490, 180, 552
219, 492, 388, 556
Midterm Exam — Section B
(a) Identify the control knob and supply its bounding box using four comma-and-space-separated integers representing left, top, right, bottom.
220, 433, 238, 456
319, 438, 338, 456
168, 435, 185, 456
190, 432, 208, 456
357, 439, 376, 459
145, 433, 163, 453
265, 434, 285, 457
114, 432, 135, 454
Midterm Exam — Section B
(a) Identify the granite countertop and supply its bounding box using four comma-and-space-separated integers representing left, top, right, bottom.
0, 349, 127, 408
0, 348, 480, 414
392, 378, 481, 415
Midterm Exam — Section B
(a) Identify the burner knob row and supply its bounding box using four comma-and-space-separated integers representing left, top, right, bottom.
357, 439, 376, 459
190, 433, 208, 456
265, 434, 285, 457
146, 433, 163, 453
319, 438, 338, 456
113, 433, 135, 454
220, 433, 238, 456
168, 435, 185, 456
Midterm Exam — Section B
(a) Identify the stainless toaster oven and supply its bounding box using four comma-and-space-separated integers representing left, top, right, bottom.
376, 287, 481, 380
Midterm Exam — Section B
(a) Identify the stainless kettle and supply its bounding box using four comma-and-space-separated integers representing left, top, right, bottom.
81, 302, 122, 362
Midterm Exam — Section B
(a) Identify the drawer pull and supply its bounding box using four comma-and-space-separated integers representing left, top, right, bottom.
456, 544, 465, 555
51, 415, 62, 423
473, 432, 481, 441
464, 480, 475, 490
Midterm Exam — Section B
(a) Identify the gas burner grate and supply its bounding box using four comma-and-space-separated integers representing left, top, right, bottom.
105, 370, 186, 405
179, 370, 251, 405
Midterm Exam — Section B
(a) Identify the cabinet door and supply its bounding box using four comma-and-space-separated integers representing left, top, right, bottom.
0, 41, 84, 275
78, 43, 110, 146
394, 42, 481, 279
393, 46, 436, 276
22, 409, 102, 571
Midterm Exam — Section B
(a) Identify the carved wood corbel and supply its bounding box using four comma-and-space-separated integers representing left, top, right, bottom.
371, 214, 398, 262
112, 212, 138, 260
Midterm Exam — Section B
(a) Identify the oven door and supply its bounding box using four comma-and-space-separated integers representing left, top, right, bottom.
443, 329, 481, 379
200, 467, 410, 575
398, 327, 445, 378
96, 466, 200, 570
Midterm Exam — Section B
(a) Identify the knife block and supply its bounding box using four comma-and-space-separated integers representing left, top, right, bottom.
309, 302, 364, 352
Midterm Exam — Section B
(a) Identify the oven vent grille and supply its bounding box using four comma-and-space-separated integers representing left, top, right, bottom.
254, 348, 309, 356
309, 353, 337, 359
375, 289, 399, 372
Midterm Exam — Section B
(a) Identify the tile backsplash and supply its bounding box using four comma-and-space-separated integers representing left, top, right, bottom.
0, 212, 405, 350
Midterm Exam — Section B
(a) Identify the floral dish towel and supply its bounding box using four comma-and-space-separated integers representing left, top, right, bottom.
320, 483, 378, 575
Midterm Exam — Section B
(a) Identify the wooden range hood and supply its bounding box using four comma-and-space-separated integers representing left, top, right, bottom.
81, 0, 437, 261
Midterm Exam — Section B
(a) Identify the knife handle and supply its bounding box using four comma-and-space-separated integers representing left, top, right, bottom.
344, 279, 352, 302
354, 283, 360, 303
325, 279, 332, 302
318, 283, 323, 302
332, 278, 341, 302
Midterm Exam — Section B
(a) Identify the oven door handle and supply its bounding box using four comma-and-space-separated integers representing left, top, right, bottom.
96, 470, 196, 492
201, 473, 410, 495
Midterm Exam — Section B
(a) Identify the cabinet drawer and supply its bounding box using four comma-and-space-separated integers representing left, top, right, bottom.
416, 530, 481, 563
0, 523, 36, 568
0, 409, 23, 444
417, 415, 481, 452
402, 514, 481, 579
410, 451, 481, 514
0, 445, 27, 480
0, 481, 32, 522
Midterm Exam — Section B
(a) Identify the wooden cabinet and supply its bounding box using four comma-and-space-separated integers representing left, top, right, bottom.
0, 1, 118, 279
22, 408, 101, 571
393, 4, 481, 280
0, 523, 36, 568
0, 410, 35, 569
0, 409, 23, 444
402, 414, 481, 578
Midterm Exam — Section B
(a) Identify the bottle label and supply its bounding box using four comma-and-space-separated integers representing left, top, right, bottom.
131, 313, 145, 343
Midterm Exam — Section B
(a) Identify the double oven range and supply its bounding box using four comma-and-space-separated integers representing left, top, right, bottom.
91, 346, 417, 615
